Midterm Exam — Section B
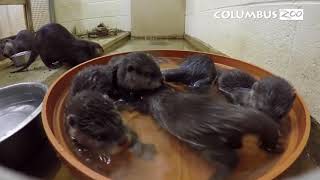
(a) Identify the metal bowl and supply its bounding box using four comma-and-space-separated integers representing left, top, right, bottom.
0, 82, 47, 169
10, 51, 31, 67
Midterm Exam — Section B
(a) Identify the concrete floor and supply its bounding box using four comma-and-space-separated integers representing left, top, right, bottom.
1, 38, 319, 179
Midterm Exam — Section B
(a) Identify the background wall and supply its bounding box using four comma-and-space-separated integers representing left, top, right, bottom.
0, 5, 26, 38
185, 0, 320, 120
54, 0, 131, 33
0, 0, 50, 39
131, 0, 185, 38
30, 0, 51, 31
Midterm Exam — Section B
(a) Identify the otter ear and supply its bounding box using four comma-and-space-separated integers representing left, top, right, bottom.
127, 65, 134, 72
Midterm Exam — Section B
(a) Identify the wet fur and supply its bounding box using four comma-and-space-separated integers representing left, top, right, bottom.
249, 76, 296, 121
118, 54, 282, 179
70, 52, 163, 102
65, 90, 156, 159
162, 54, 217, 89
218, 69, 257, 101
132, 86, 282, 179
218, 70, 295, 122
12, 23, 104, 73
69, 64, 118, 98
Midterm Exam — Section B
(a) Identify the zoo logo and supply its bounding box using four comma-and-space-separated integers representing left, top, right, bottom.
279, 9, 304, 21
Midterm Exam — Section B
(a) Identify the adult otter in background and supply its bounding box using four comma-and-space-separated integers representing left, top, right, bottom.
162, 54, 217, 89
111, 52, 283, 180
11, 23, 104, 73
218, 70, 296, 122
65, 90, 156, 161
1, 30, 35, 58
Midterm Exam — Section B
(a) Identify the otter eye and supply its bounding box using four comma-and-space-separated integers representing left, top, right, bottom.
127, 65, 134, 72
69, 119, 75, 126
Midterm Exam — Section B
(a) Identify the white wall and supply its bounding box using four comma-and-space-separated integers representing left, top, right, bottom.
54, 0, 131, 33
186, 0, 320, 120
0, 5, 26, 38
31, 0, 51, 31
131, 0, 185, 37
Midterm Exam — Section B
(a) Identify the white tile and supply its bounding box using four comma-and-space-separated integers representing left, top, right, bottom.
288, 4, 320, 119
54, 0, 88, 22
117, 15, 131, 31
86, 0, 120, 18
119, 0, 131, 16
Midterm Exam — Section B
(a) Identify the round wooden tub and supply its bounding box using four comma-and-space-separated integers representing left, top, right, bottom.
42, 50, 310, 180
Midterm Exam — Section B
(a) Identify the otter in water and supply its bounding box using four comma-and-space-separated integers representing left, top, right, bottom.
248, 76, 296, 122
69, 52, 163, 102
162, 54, 217, 89
1, 30, 35, 59
65, 90, 156, 161
11, 23, 104, 73
217, 69, 257, 103
133, 85, 282, 179
218, 70, 295, 122
114, 53, 283, 180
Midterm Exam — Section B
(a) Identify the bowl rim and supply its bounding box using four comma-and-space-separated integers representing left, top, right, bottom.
42, 50, 311, 180
0, 82, 48, 143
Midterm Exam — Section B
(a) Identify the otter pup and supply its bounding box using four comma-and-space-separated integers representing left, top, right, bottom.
117, 54, 282, 179
133, 85, 282, 179
69, 64, 117, 98
70, 52, 163, 102
65, 90, 156, 161
162, 54, 217, 89
218, 69, 295, 122
11, 23, 104, 73
1, 30, 35, 58
248, 76, 296, 122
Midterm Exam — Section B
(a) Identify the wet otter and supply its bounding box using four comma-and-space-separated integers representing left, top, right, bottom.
65, 90, 156, 161
70, 52, 163, 102
218, 70, 295, 122
115, 53, 283, 180
11, 23, 104, 73
162, 54, 217, 89
248, 76, 296, 122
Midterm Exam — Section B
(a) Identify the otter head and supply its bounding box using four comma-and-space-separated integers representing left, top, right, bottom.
116, 52, 163, 91
2, 39, 16, 58
218, 69, 257, 93
249, 76, 296, 121
65, 90, 132, 155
